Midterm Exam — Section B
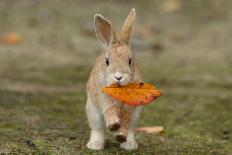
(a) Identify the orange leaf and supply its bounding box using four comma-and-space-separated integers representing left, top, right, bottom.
102, 83, 162, 106
1, 33, 21, 45
136, 126, 164, 134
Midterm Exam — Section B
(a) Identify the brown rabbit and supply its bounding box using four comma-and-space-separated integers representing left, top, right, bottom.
86, 9, 143, 150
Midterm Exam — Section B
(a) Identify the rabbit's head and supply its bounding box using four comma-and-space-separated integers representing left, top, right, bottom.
94, 9, 136, 86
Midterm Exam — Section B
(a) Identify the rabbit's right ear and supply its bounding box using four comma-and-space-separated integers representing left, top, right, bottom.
94, 14, 117, 48
121, 8, 136, 45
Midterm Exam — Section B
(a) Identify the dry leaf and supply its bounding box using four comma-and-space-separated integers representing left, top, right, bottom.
1, 33, 21, 45
102, 83, 162, 106
136, 126, 164, 134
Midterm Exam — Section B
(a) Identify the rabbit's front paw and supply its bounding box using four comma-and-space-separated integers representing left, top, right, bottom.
120, 141, 138, 150
106, 117, 120, 131
105, 106, 120, 131
86, 141, 104, 150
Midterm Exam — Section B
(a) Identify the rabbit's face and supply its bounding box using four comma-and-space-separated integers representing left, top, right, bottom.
94, 9, 136, 86
105, 43, 133, 85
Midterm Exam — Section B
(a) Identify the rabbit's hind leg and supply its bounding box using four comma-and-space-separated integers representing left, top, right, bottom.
119, 107, 142, 150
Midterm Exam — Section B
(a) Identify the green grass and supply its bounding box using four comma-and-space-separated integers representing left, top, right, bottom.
0, 0, 232, 154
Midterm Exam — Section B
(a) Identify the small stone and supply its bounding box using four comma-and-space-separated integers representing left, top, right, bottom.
26, 139, 36, 148
69, 136, 77, 140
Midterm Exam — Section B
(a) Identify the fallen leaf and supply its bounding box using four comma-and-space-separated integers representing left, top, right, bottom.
136, 126, 164, 134
1, 32, 21, 45
102, 83, 162, 106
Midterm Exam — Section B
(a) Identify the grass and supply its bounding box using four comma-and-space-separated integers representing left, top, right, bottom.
0, 0, 232, 154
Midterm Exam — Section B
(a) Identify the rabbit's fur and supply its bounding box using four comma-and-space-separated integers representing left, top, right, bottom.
86, 9, 143, 150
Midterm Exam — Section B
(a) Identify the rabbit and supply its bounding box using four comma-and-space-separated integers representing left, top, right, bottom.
86, 8, 143, 150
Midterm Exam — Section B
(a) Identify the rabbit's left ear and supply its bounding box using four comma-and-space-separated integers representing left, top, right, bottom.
94, 14, 117, 48
121, 8, 136, 44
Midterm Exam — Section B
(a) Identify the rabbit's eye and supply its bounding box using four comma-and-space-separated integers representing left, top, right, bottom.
105, 58, 109, 66
129, 58, 132, 66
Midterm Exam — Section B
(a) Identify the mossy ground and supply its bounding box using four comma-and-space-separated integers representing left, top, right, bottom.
0, 0, 232, 154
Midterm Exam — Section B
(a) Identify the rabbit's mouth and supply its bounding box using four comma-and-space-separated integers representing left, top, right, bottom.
115, 81, 128, 86
108, 80, 127, 86
106, 72, 131, 86
116, 81, 122, 86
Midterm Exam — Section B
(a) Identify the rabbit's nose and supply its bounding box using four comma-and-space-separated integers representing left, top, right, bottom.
115, 76, 123, 81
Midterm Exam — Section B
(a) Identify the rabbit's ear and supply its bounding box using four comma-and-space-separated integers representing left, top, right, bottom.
121, 8, 136, 44
94, 14, 117, 48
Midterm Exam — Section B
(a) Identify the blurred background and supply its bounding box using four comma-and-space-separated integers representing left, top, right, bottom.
0, 0, 231, 154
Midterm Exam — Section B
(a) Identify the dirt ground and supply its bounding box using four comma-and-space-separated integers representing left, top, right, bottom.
0, 0, 232, 154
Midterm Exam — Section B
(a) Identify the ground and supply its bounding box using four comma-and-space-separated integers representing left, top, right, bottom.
0, 0, 232, 154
